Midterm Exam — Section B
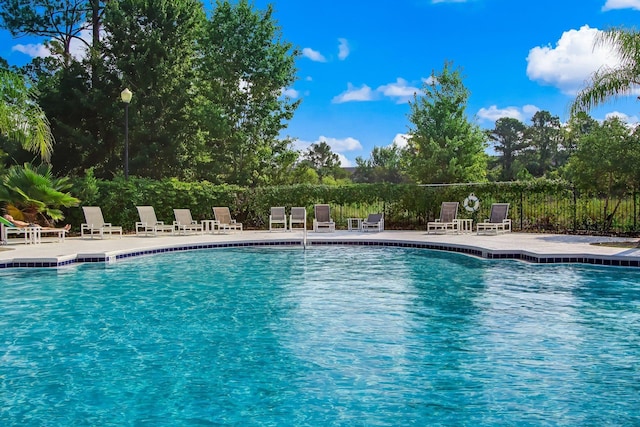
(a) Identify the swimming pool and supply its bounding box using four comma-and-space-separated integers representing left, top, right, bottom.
1, 246, 638, 425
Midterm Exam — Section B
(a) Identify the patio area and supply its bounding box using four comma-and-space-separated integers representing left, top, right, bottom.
2, 230, 640, 269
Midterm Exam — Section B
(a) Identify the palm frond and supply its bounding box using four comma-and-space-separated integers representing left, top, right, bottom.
0, 70, 55, 162
0, 163, 80, 222
570, 27, 640, 116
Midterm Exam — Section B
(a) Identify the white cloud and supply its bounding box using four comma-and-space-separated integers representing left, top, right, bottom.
318, 135, 362, 152
12, 29, 93, 61
476, 104, 540, 123
333, 78, 423, 104
422, 76, 436, 85
332, 83, 375, 103
302, 47, 326, 62
602, 0, 640, 10
291, 139, 311, 152
12, 43, 50, 58
336, 153, 352, 167
377, 78, 422, 103
293, 136, 362, 167
338, 38, 350, 60
526, 25, 621, 95
391, 133, 410, 149
281, 88, 299, 98
522, 104, 541, 116
69, 29, 92, 59
605, 111, 640, 124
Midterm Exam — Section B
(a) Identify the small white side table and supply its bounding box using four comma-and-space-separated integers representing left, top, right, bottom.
201, 220, 220, 234
347, 218, 362, 231
455, 219, 473, 234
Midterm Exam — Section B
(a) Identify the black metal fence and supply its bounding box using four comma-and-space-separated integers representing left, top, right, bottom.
328, 183, 640, 236
78, 178, 640, 236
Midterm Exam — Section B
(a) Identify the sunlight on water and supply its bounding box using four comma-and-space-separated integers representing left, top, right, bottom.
1, 247, 639, 426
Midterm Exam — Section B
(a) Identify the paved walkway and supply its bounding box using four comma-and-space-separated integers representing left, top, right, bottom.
2, 230, 640, 269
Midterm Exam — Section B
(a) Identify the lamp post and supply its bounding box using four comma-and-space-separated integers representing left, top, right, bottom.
120, 88, 133, 179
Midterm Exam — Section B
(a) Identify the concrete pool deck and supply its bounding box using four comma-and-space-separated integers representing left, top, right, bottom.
2, 230, 640, 269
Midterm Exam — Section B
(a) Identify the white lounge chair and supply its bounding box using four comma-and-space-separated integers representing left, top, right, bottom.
313, 204, 335, 232
1, 215, 67, 244
136, 206, 174, 236
212, 207, 243, 232
362, 213, 384, 232
427, 202, 459, 234
81, 206, 123, 239
289, 207, 307, 231
173, 209, 204, 235
477, 203, 512, 235
269, 207, 287, 231
1, 216, 35, 244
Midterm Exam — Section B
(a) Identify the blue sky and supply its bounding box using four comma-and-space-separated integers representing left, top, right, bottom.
1, 0, 639, 166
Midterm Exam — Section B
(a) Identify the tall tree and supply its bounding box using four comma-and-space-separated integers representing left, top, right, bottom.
301, 141, 341, 183
196, 0, 300, 186
526, 110, 561, 177
567, 117, 640, 231
353, 144, 407, 183
0, 68, 54, 163
0, 0, 121, 177
405, 61, 487, 184
102, 0, 206, 179
571, 27, 640, 115
487, 117, 528, 181
560, 111, 598, 166
35, 60, 121, 177
0, 0, 109, 67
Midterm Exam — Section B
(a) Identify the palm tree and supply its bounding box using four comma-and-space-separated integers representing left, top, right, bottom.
570, 27, 640, 115
0, 163, 79, 225
0, 69, 54, 162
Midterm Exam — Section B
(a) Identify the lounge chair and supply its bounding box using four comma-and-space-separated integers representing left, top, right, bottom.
1, 216, 35, 244
1, 215, 68, 244
362, 213, 384, 232
289, 207, 307, 231
81, 206, 123, 239
212, 207, 243, 232
269, 207, 287, 231
173, 209, 204, 235
477, 203, 512, 235
136, 206, 174, 236
313, 204, 335, 232
427, 202, 459, 234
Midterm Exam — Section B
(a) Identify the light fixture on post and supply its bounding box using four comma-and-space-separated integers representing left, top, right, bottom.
120, 88, 133, 179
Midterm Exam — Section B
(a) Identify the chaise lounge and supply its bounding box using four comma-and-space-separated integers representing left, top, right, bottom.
269, 207, 287, 231
289, 207, 307, 231
136, 206, 174, 236
173, 209, 204, 235
313, 204, 335, 232
81, 206, 123, 239
212, 207, 243, 233
362, 213, 384, 232
477, 203, 511, 235
427, 202, 459, 234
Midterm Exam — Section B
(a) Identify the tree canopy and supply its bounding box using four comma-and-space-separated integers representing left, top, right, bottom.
196, 0, 300, 186
405, 61, 487, 184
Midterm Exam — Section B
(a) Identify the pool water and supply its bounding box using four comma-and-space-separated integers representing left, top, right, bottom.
1, 246, 639, 426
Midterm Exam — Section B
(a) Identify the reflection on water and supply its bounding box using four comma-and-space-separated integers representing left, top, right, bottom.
0, 247, 638, 426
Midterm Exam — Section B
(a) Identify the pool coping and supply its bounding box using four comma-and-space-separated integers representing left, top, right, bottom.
2, 230, 640, 269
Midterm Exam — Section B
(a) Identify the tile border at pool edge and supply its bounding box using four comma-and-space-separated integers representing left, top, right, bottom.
1, 238, 639, 269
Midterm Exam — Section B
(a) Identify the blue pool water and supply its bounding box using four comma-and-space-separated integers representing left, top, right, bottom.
1, 246, 639, 426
